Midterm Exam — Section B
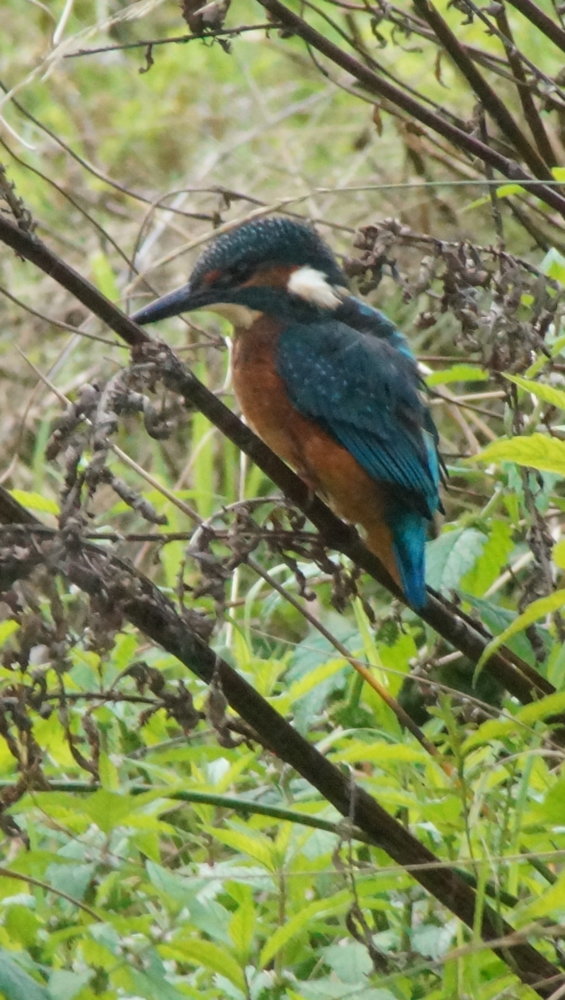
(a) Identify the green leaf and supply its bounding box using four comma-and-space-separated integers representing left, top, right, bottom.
463, 182, 525, 212
475, 589, 565, 673
425, 364, 488, 387
540, 246, 565, 285
470, 433, 565, 475
0, 951, 50, 1000
321, 942, 372, 983
515, 691, 565, 725
47, 970, 91, 1000
526, 775, 565, 825
9, 490, 59, 515
520, 871, 565, 919
426, 527, 487, 593
553, 539, 565, 569
98, 752, 120, 791
207, 828, 275, 871
460, 520, 514, 595
0, 620, 20, 645
89, 251, 118, 300
335, 741, 430, 765
505, 373, 565, 410
229, 896, 255, 961
159, 940, 245, 991
259, 891, 351, 967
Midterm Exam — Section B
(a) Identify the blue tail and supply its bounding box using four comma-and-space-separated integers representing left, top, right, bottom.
389, 509, 428, 609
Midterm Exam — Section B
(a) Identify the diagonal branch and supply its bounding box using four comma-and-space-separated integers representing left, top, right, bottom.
491, 2, 557, 168
411, 0, 552, 178
0, 499, 562, 998
257, 0, 565, 217
0, 212, 562, 725
505, 0, 565, 53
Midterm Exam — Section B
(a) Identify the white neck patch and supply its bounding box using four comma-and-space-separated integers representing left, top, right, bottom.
206, 302, 262, 329
287, 266, 343, 310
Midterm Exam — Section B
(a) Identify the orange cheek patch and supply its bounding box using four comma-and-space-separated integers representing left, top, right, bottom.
242, 265, 294, 289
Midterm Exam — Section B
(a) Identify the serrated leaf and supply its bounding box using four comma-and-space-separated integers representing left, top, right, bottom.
206, 828, 275, 871
159, 940, 245, 991
475, 589, 565, 673
505, 373, 565, 410
471, 433, 565, 475
229, 897, 255, 960
259, 891, 350, 967
286, 657, 347, 703
462, 717, 515, 752
515, 691, 565, 725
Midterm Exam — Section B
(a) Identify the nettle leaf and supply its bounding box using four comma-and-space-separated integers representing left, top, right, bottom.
426, 527, 487, 593
505, 373, 565, 410
471, 433, 565, 475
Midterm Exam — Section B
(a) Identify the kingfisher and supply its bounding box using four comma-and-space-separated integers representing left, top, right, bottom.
133, 216, 442, 609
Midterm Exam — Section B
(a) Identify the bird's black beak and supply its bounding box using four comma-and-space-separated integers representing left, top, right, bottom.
132, 282, 211, 325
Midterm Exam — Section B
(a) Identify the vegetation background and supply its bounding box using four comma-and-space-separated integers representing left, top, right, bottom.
1, 1, 565, 998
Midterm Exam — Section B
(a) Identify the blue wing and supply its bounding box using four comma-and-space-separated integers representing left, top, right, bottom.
276, 319, 441, 606
335, 295, 413, 358
277, 320, 440, 515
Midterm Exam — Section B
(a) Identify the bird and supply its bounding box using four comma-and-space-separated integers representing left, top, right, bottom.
132, 216, 442, 609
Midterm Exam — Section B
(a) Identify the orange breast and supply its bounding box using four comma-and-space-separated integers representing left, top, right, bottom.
231, 319, 401, 589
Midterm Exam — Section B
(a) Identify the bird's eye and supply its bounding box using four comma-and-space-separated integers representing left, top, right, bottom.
226, 261, 253, 285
